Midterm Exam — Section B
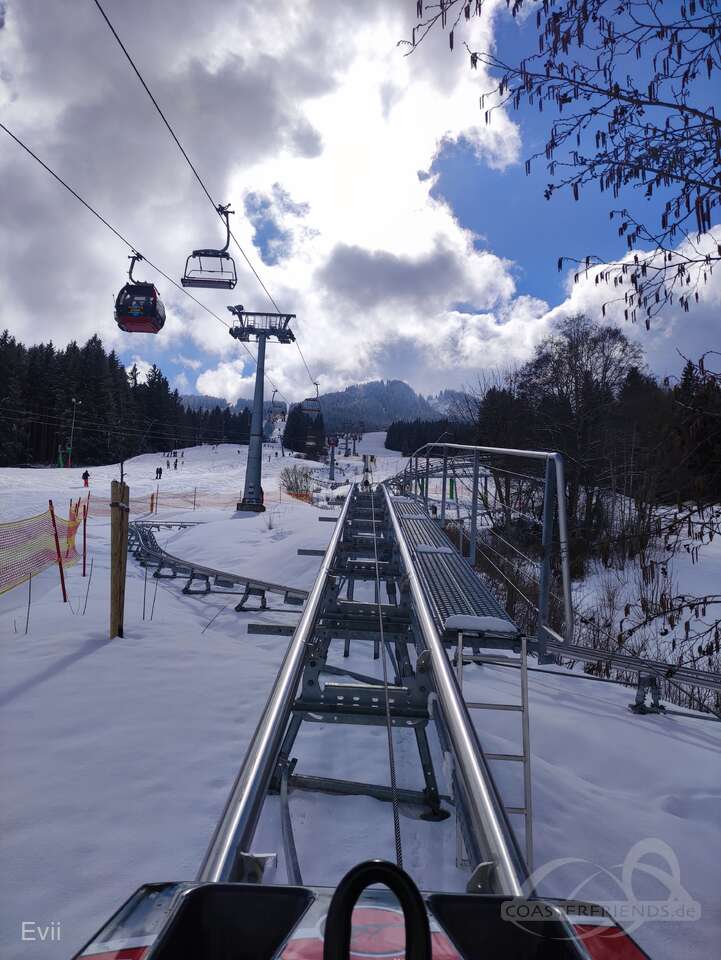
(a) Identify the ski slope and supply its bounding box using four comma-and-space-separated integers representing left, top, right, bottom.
1, 436, 719, 960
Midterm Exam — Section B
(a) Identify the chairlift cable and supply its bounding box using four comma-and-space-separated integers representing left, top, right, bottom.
294, 340, 318, 390
90, 0, 319, 390
0, 409, 259, 447
0, 402, 250, 443
90, 0, 217, 213
0, 121, 289, 403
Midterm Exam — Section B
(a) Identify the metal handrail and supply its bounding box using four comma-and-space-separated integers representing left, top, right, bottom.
382, 484, 528, 896
197, 483, 356, 882
393, 442, 573, 644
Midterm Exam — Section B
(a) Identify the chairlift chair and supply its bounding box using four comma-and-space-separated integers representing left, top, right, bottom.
114, 253, 166, 334
271, 389, 285, 421
301, 381, 321, 416
181, 203, 237, 290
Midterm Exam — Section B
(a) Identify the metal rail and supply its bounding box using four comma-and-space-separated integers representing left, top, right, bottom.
392, 442, 574, 645
383, 485, 528, 897
542, 631, 721, 694
129, 521, 307, 605
197, 484, 356, 882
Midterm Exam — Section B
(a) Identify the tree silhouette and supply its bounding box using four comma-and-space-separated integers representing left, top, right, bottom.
404, 0, 721, 326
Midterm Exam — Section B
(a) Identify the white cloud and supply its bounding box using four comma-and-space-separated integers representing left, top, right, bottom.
172, 354, 203, 371
173, 371, 190, 392
125, 356, 152, 383
196, 361, 257, 402
3, 0, 711, 404
0, 0, 532, 401
542, 228, 721, 379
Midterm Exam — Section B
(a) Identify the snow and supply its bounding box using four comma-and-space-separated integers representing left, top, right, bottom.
1, 436, 719, 960
443, 614, 518, 635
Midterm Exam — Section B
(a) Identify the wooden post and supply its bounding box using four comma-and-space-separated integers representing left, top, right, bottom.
82, 503, 88, 576
110, 480, 130, 638
193, 487, 197, 511
25, 573, 32, 634
150, 492, 155, 514
142, 560, 148, 621
155, 483, 159, 514
48, 499, 68, 603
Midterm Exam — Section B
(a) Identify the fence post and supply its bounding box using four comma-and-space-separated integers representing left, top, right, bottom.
155, 483, 159, 514
469, 450, 480, 566
193, 487, 197, 511
82, 503, 88, 577
537, 458, 556, 661
424, 455, 430, 506
110, 480, 130, 638
48, 499, 68, 603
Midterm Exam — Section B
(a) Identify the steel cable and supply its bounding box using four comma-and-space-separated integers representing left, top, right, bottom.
91, 0, 320, 392
369, 478, 403, 868
0, 121, 289, 403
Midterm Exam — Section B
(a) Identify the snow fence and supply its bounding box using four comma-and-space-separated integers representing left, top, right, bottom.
0, 503, 82, 594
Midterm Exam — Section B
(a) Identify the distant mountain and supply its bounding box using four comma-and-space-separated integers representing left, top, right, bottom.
426, 388, 470, 419
181, 394, 286, 417
233, 397, 286, 416
181, 394, 228, 412
182, 380, 437, 431
318, 380, 441, 432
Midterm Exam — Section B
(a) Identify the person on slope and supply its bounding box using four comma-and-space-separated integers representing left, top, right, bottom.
81, 470, 90, 488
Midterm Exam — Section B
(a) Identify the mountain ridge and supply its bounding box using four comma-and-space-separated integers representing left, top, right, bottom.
182, 379, 462, 432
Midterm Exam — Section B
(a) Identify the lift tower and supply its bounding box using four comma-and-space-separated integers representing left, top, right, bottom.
228, 307, 295, 512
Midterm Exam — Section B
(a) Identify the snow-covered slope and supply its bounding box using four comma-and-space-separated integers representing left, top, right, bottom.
1, 439, 718, 960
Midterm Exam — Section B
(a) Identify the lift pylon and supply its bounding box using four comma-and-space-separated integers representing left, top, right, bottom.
228, 308, 295, 512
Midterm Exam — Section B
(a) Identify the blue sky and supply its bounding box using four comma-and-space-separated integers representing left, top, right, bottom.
2, 0, 718, 401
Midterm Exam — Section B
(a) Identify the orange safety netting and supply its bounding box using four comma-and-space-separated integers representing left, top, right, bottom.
88, 488, 285, 517
0, 505, 83, 595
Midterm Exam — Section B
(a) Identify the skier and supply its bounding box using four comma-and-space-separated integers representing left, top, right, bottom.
157, 466, 163, 480
81, 469, 90, 488
174, 459, 178, 470
166, 459, 170, 469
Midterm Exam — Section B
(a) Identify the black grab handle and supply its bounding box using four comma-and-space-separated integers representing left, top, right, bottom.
322, 859, 432, 960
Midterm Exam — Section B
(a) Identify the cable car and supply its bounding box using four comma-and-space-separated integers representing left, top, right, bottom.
182, 203, 237, 289
270, 389, 285, 422
301, 381, 321, 416
114, 253, 166, 334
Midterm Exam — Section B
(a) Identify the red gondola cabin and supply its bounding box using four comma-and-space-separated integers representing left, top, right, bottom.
114, 282, 166, 334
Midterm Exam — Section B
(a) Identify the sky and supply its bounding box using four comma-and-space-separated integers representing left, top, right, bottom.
0, 0, 719, 405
